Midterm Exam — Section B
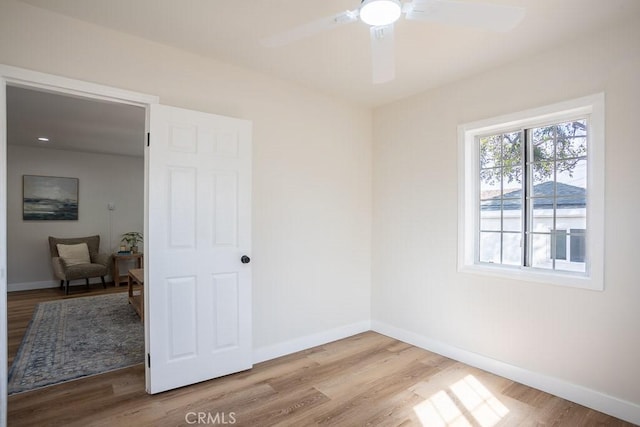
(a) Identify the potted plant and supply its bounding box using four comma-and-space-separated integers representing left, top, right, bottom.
121, 232, 143, 253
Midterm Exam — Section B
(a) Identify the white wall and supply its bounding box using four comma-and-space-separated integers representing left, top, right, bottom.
6, 0, 636, 420
7, 145, 143, 289
0, 0, 372, 350
372, 18, 640, 412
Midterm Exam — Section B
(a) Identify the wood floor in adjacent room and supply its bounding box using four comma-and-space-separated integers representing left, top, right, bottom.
7, 288, 635, 427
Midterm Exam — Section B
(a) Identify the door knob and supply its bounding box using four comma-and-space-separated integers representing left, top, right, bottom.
241, 255, 251, 264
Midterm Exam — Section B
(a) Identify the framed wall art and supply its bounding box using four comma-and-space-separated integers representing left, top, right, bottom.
23, 175, 79, 220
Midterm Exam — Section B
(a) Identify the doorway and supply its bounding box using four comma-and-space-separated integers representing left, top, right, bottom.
5, 85, 147, 393
0, 65, 158, 426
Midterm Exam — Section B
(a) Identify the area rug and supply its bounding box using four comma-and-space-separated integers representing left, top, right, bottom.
8, 292, 144, 394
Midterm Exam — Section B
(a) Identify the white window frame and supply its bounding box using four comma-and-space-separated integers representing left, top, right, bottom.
458, 94, 605, 291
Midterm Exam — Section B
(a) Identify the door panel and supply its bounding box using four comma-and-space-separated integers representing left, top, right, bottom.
213, 273, 240, 349
167, 276, 197, 360
168, 167, 197, 248
147, 104, 252, 394
212, 172, 238, 246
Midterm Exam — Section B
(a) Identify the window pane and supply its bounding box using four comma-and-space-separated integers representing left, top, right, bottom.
531, 125, 555, 144
531, 162, 554, 196
555, 196, 587, 230
531, 198, 554, 232
480, 135, 502, 168
556, 159, 587, 190
557, 119, 587, 137
502, 197, 522, 212
530, 233, 553, 270
556, 137, 587, 160
480, 210, 501, 231
480, 168, 502, 200
502, 132, 522, 166
502, 167, 522, 196
503, 208, 522, 232
532, 182, 554, 197
479, 132, 524, 267
532, 139, 554, 162
479, 232, 501, 263
556, 195, 586, 209
502, 233, 521, 265
480, 199, 501, 212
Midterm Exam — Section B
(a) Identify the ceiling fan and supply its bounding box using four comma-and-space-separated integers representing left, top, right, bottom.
261, 0, 526, 84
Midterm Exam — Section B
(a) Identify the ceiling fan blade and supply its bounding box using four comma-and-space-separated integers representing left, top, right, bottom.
370, 24, 396, 84
261, 10, 359, 48
405, 0, 525, 32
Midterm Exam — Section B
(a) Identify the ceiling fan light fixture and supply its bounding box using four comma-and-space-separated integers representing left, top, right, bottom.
359, 0, 402, 26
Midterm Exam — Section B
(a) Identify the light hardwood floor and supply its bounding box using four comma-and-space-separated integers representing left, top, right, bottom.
7, 288, 635, 426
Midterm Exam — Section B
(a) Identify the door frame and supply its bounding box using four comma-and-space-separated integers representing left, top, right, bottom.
0, 64, 158, 427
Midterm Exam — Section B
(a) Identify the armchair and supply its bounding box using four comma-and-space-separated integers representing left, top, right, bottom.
48, 235, 112, 295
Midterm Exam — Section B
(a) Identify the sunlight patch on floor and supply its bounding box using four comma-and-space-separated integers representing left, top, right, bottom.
413, 375, 509, 427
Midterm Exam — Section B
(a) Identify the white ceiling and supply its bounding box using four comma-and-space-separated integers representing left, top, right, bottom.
7, 86, 146, 157
18, 0, 640, 107
7, 1, 638, 155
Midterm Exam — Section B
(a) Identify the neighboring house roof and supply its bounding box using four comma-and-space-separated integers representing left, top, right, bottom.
481, 182, 586, 211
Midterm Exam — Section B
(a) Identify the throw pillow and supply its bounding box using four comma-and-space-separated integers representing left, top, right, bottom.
57, 243, 91, 266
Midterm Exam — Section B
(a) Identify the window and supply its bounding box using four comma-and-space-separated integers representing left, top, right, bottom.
478, 119, 588, 273
458, 94, 604, 290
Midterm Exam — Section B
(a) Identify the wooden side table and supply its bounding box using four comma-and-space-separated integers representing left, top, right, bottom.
128, 268, 144, 321
112, 253, 143, 287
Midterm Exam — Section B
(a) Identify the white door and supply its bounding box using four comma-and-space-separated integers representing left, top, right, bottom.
146, 104, 252, 394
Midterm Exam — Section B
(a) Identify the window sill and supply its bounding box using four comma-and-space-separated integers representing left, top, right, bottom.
458, 263, 603, 291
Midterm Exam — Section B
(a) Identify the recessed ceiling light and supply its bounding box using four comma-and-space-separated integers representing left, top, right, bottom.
37, 137, 50, 142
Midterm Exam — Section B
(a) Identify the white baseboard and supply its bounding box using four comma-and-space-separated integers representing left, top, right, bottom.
252, 320, 371, 365
371, 320, 640, 426
8, 277, 112, 292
